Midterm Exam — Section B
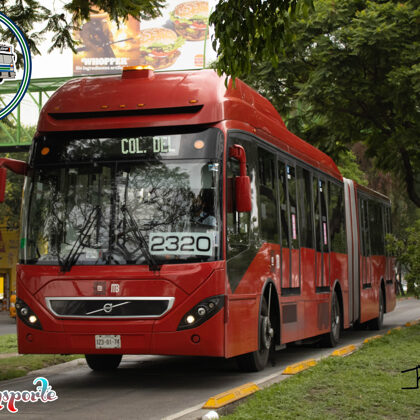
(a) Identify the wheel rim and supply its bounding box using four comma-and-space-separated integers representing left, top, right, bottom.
260, 315, 273, 350
379, 294, 384, 325
331, 295, 340, 341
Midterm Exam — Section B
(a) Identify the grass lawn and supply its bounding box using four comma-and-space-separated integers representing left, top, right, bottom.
223, 324, 420, 420
0, 334, 82, 381
0, 334, 18, 353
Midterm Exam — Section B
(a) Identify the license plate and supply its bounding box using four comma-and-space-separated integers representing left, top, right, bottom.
95, 335, 121, 349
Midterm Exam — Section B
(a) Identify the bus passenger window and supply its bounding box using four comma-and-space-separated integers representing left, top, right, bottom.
361, 199, 370, 257
258, 148, 278, 243
278, 161, 289, 249
313, 177, 321, 252
369, 200, 384, 255
297, 167, 313, 249
329, 182, 346, 254
319, 179, 329, 252
287, 165, 299, 250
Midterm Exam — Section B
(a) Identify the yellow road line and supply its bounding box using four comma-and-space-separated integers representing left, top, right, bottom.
331, 344, 356, 356
282, 359, 317, 375
387, 326, 402, 334
363, 335, 383, 344
202, 383, 260, 409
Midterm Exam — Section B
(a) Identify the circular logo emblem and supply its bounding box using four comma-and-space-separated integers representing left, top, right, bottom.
0, 12, 31, 120
103, 303, 113, 313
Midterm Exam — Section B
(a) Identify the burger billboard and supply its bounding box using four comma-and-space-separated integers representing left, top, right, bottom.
73, 0, 217, 76
170, 1, 209, 41
138, 28, 185, 70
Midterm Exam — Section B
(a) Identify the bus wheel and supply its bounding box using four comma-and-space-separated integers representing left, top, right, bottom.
321, 291, 341, 347
236, 297, 273, 372
85, 354, 122, 371
369, 292, 384, 330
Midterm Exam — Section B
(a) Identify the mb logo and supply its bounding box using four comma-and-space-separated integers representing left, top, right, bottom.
111, 284, 120, 294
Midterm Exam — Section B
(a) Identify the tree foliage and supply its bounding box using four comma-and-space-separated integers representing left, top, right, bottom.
209, 0, 313, 79
243, 0, 420, 208
337, 149, 368, 186
0, 152, 27, 228
386, 213, 420, 298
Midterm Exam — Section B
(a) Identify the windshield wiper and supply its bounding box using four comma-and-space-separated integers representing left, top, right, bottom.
60, 206, 101, 273
120, 205, 161, 272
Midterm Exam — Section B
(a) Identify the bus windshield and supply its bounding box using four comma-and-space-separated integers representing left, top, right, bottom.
20, 128, 223, 268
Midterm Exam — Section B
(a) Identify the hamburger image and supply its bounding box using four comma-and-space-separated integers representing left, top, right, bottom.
170, 1, 209, 41
109, 16, 141, 58
138, 27, 185, 70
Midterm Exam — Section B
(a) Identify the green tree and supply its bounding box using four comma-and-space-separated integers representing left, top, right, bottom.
209, 0, 313, 80
0, 151, 27, 228
243, 0, 420, 208
0, 123, 33, 227
386, 212, 420, 298
337, 149, 367, 186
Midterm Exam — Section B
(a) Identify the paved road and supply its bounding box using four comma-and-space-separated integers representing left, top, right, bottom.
0, 310, 16, 335
0, 299, 419, 420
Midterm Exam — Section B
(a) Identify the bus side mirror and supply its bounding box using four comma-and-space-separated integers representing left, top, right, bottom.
235, 175, 252, 213
229, 144, 252, 213
0, 168, 6, 203
0, 158, 28, 203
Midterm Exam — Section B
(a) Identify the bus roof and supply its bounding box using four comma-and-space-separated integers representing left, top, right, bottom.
38, 68, 342, 179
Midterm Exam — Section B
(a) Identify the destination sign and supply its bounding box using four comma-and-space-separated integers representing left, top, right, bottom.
0, 45, 11, 53
121, 136, 178, 156
34, 128, 222, 165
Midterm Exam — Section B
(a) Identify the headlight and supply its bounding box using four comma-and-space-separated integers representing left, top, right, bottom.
15, 298, 43, 330
177, 295, 224, 331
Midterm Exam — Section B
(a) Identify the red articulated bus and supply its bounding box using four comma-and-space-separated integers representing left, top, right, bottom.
0, 68, 396, 371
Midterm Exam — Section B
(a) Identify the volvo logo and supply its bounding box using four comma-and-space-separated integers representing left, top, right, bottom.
103, 303, 113, 313
86, 301, 130, 315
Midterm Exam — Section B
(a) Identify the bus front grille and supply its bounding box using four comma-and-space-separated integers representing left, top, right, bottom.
45, 297, 175, 319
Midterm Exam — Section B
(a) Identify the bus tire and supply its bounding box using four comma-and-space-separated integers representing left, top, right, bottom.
321, 291, 341, 347
236, 297, 273, 372
369, 291, 384, 331
85, 354, 122, 371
